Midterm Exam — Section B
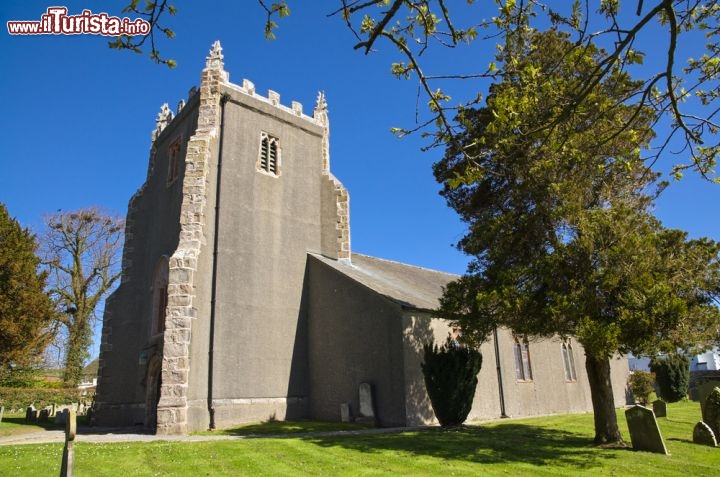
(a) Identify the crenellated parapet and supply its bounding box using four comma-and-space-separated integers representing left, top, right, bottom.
224, 79, 325, 126
149, 41, 329, 148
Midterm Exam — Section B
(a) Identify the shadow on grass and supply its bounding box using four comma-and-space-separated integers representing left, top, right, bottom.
301, 423, 619, 470
1, 416, 64, 432
667, 437, 694, 444
207, 420, 375, 437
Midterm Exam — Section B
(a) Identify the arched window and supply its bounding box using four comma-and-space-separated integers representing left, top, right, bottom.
151, 257, 169, 336
513, 336, 533, 381
167, 136, 182, 185
562, 340, 577, 381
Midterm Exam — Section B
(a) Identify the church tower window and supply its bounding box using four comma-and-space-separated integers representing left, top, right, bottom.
151, 257, 169, 336
258, 132, 280, 176
167, 136, 182, 185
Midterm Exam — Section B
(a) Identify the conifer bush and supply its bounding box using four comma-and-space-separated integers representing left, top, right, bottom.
421, 336, 482, 427
650, 354, 690, 403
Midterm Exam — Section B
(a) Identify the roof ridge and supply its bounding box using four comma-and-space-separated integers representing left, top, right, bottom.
351, 252, 459, 278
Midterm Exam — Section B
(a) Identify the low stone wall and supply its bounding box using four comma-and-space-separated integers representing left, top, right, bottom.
689, 370, 720, 400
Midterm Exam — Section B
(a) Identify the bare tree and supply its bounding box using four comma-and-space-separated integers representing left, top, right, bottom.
41, 208, 124, 386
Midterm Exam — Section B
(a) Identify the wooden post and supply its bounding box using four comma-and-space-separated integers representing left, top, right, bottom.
60, 409, 76, 477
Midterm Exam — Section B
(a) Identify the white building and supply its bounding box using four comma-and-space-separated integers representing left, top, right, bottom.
690, 347, 720, 371
628, 348, 720, 372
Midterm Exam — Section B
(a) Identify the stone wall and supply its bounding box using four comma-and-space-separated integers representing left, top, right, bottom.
155, 42, 227, 435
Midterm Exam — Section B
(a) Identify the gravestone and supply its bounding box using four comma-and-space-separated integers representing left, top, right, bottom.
357, 383, 376, 424
699, 382, 720, 418
652, 400, 667, 418
55, 408, 68, 425
60, 409, 76, 477
39, 409, 50, 422
692, 421, 718, 447
340, 403, 350, 423
0, 405, 4, 423
625, 405, 669, 454
704, 387, 720, 439
25, 405, 36, 422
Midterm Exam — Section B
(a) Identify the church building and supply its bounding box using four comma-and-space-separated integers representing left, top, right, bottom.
94, 42, 630, 434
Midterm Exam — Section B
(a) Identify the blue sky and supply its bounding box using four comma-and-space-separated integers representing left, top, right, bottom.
2, 2, 719, 356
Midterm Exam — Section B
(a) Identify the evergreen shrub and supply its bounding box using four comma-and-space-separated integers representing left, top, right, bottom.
650, 354, 690, 402
421, 336, 482, 427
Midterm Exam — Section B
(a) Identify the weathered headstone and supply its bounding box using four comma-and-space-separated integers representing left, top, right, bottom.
25, 405, 36, 422
357, 383, 376, 424
693, 421, 718, 447
704, 387, 720, 440
39, 409, 50, 422
625, 405, 669, 454
0, 405, 4, 423
340, 403, 351, 423
55, 408, 68, 425
652, 400, 667, 418
60, 409, 76, 477
699, 381, 720, 418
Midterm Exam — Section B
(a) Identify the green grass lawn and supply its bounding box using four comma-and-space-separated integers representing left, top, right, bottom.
0, 401, 717, 476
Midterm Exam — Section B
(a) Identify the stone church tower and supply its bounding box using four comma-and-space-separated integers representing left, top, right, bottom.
95, 42, 350, 434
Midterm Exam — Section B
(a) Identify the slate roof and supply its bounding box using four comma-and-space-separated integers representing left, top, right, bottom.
309, 252, 459, 312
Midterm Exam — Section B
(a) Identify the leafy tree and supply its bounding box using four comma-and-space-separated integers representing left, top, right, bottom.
433, 30, 720, 444
650, 354, 690, 402
117, 0, 720, 180
627, 370, 656, 405
421, 335, 482, 427
40, 208, 124, 387
0, 203, 56, 384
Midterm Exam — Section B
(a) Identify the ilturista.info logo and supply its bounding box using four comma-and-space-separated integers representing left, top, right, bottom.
7, 7, 151, 36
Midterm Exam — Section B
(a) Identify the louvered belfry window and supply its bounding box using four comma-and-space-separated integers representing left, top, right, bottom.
258, 132, 280, 176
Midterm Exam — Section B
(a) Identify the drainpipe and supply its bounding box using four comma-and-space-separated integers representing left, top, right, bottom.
493, 327, 509, 418
208, 93, 229, 430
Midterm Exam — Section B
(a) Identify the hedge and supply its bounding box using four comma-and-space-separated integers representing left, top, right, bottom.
0, 387, 89, 412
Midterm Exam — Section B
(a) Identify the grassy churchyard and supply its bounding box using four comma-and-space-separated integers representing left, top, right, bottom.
0, 401, 717, 476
